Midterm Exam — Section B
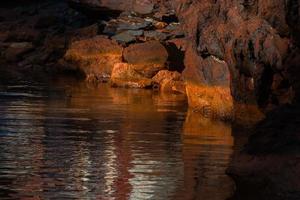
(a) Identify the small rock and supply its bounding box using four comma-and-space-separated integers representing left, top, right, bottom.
152, 70, 182, 83
152, 70, 185, 94
110, 62, 153, 88
117, 17, 151, 31
154, 22, 168, 29
112, 30, 143, 44
144, 30, 168, 41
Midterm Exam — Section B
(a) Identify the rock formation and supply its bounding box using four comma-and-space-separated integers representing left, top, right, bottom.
1, 1, 300, 198
172, 0, 300, 121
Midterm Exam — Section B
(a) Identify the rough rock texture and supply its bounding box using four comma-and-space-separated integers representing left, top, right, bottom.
63, 36, 123, 82
173, 0, 300, 121
0, 0, 98, 83
170, 0, 300, 198
152, 70, 185, 94
110, 62, 153, 88
123, 41, 169, 78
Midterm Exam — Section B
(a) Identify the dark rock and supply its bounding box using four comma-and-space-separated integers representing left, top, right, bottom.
5, 42, 34, 62
228, 105, 300, 200
144, 30, 168, 41
112, 30, 143, 44
68, 23, 99, 42
35, 15, 61, 29
68, 0, 155, 15
6, 28, 41, 43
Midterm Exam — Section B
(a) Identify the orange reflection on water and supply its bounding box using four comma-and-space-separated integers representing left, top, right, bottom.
0, 82, 234, 200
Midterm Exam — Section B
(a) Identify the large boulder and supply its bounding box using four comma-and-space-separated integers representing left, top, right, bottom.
123, 41, 168, 78
63, 36, 123, 81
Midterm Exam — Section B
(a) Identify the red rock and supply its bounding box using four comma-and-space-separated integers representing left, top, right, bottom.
152, 70, 185, 94
123, 41, 168, 78
110, 62, 153, 88
152, 70, 182, 83
63, 36, 123, 82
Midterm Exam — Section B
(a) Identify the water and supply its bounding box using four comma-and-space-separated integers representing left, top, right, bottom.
0, 80, 234, 200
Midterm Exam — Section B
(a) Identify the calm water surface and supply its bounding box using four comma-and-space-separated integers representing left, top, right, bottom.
0, 80, 234, 200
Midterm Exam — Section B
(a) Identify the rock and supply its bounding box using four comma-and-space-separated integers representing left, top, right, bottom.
103, 16, 151, 36
5, 42, 34, 62
116, 16, 151, 31
63, 36, 123, 81
111, 30, 143, 44
6, 28, 41, 43
152, 70, 185, 94
110, 62, 153, 88
152, 70, 182, 83
154, 21, 168, 29
176, 0, 300, 117
68, 0, 155, 15
184, 51, 233, 120
132, 0, 154, 14
68, 24, 99, 42
228, 105, 300, 200
144, 30, 168, 41
123, 41, 168, 77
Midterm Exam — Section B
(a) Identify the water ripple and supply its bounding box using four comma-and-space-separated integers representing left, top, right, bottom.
0, 82, 234, 200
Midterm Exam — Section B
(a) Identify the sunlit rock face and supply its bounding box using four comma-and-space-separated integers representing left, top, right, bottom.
123, 41, 168, 78
110, 63, 154, 88
109, 41, 170, 89
173, 0, 300, 121
62, 36, 123, 82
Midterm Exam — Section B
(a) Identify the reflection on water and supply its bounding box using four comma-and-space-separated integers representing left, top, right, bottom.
0, 81, 234, 200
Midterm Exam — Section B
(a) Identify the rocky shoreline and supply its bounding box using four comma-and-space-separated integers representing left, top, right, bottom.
1, 0, 300, 199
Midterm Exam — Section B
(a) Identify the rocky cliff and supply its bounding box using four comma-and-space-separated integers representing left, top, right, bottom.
172, 0, 300, 121
67, 0, 300, 122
